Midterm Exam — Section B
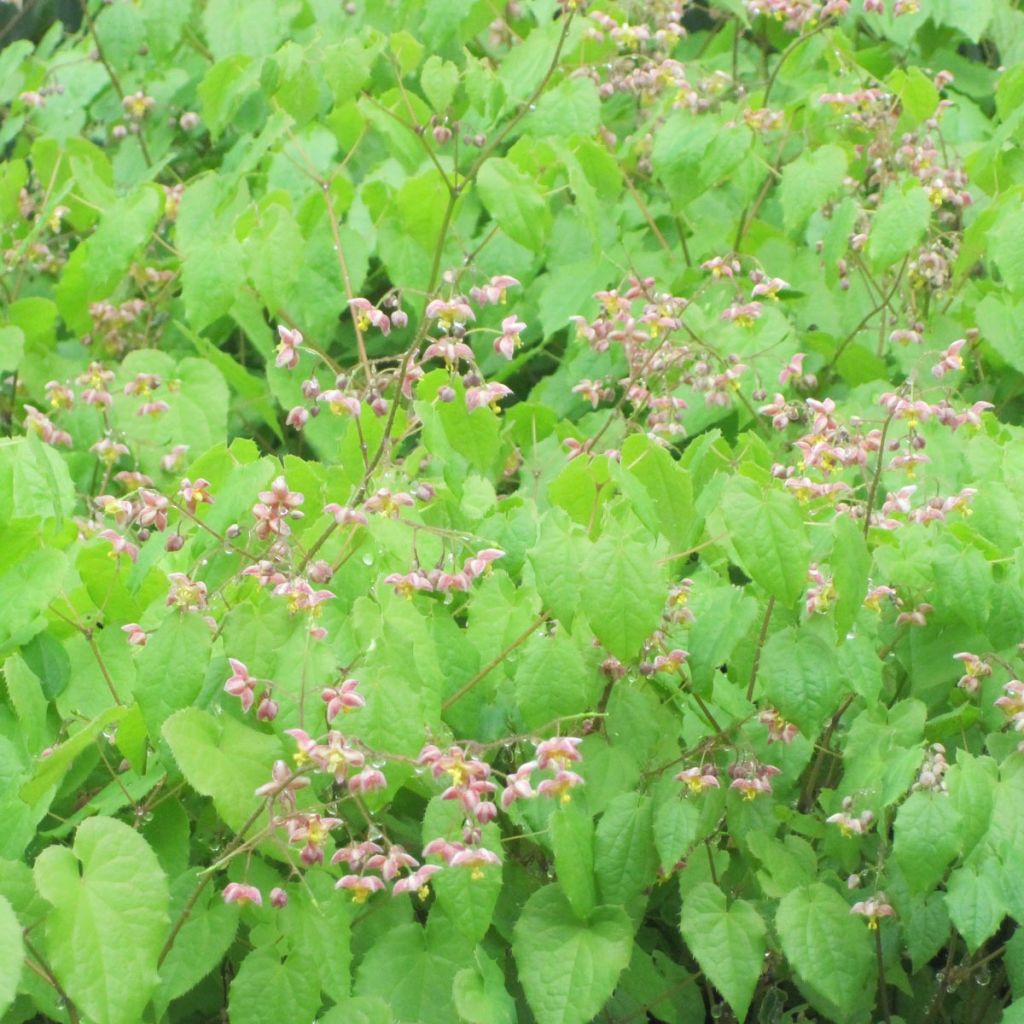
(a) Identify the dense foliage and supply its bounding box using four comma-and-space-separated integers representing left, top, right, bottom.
3, 0, 1024, 1021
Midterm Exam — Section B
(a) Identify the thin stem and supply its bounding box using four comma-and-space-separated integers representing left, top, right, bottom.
23, 932, 80, 1023
799, 693, 856, 811
876, 927, 892, 1024
762, 18, 833, 106
84, 629, 123, 706
862, 401, 900, 538
746, 596, 775, 701
442, 615, 548, 711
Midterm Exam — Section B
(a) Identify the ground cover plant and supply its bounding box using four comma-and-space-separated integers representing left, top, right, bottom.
3, 0, 1024, 1021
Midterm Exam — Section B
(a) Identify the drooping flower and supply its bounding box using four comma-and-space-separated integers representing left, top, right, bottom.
222, 883, 262, 906
275, 326, 303, 370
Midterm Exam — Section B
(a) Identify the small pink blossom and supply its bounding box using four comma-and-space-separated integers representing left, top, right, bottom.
336, 874, 386, 903
778, 352, 805, 385
349, 298, 391, 335
392, 864, 442, 896
275, 326, 303, 370
448, 847, 501, 880
321, 678, 365, 721
269, 887, 288, 908
323, 503, 368, 526
224, 658, 257, 713
99, 529, 138, 562
931, 339, 966, 378
465, 382, 513, 412
676, 766, 720, 794
121, 623, 148, 646
494, 315, 526, 360
223, 883, 262, 907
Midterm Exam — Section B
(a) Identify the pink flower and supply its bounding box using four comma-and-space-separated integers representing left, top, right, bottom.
931, 339, 966, 378
392, 864, 441, 896
256, 694, 279, 721
286, 406, 309, 430
778, 352, 805, 385
323, 503, 368, 526
464, 548, 505, 578
676, 767, 720, 794
332, 840, 384, 871
721, 302, 762, 327
269, 887, 288, 908
318, 390, 361, 417
425, 297, 474, 328
166, 573, 207, 611
448, 847, 501, 880
336, 874, 385, 903
851, 896, 894, 929
349, 298, 391, 335
275, 326, 303, 369
470, 275, 519, 306
121, 623, 148, 646
423, 339, 475, 364
535, 737, 582, 770
494, 315, 526, 360
537, 770, 584, 804
348, 768, 387, 794
224, 658, 257, 713
384, 571, 433, 598
254, 759, 310, 810
179, 477, 214, 514
321, 678, 365, 721
223, 883, 262, 906
99, 529, 138, 562
465, 382, 513, 412
501, 761, 538, 808
366, 845, 418, 881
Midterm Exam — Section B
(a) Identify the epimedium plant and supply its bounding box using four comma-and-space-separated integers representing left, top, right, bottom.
3, 0, 1024, 1022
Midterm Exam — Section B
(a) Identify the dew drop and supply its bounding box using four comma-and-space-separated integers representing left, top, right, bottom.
362, 553, 374, 566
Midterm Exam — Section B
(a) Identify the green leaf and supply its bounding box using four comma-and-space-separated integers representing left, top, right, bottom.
354, 922, 470, 1024
228, 948, 322, 1024
33, 817, 169, 1024
528, 508, 585, 626
54, 186, 163, 334
0, 895, 22, 1018
722, 479, 810, 608
618, 433, 695, 553
652, 784, 702, 874
516, 629, 599, 730
524, 76, 601, 139
776, 883, 875, 1024
155, 871, 238, 1008
893, 790, 961, 894
420, 54, 459, 112
686, 583, 759, 695
181, 235, 248, 331
0, 325, 23, 372
679, 882, 765, 1020
830, 516, 870, 636
21, 705, 128, 805
866, 181, 931, 270
512, 885, 633, 1024
594, 792, 657, 907
476, 158, 552, 253
945, 861, 1005, 952
162, 708, 282, 832
452, 950, 517, 1024
135, 613, 212, 739
0, 547, 67, 655
990, 204, 1024, 296
581, 527, 667, 662
551, 802, 596, 919
760, 625, 842, 737
780, 143, 848, 233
